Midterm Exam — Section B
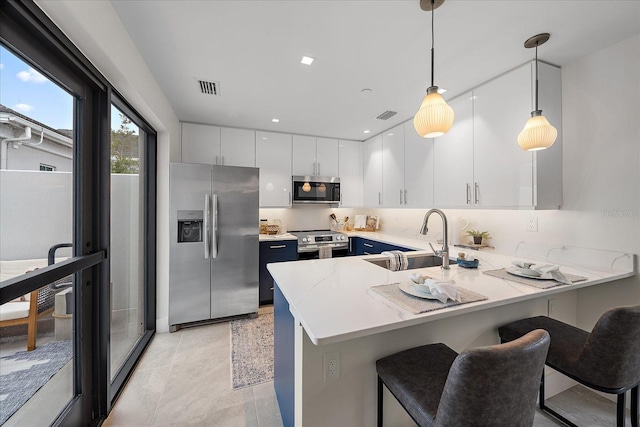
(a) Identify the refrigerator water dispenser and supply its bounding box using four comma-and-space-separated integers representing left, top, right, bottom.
177, 210, 203, 243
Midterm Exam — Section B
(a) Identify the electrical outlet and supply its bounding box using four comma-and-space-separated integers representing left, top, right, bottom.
527, 215, 538, 232
324, 352, 340, 382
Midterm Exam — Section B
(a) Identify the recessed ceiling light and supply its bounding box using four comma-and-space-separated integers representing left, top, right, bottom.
272, 118, 280, 123
437, 88, 448, 94
363, 130, 371, 134
300, 56, 315, 65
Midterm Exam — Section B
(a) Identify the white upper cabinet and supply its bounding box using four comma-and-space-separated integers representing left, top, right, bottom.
338, 140, 362, 207
473, 63, 533, 207
382, 124, 405, 207
256, 131, 292, 207
403, 121, 434, 207
220, 127, 256, 167
182, 123, 256, 167
362, 134, 383, 207
181, 122, 220, 165
433, 61, 562, 209
433, 92, 474, 207
292, 135, 317, 176
315, 138, 339, 177
292, 135, 339, 177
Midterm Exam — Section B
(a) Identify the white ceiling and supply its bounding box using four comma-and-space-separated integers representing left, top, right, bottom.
111, 0, 640, 141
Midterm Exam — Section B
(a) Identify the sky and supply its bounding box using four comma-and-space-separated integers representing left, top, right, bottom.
0, 45, 135, 134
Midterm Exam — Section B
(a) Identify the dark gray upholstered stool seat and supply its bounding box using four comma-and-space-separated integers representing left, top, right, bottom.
498, 305, 640, 427
376, 329, 550, 427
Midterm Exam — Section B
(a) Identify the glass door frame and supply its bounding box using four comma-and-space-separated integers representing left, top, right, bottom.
0, 1, 156, 424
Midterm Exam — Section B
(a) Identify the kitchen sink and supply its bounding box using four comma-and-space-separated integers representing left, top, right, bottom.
365, 254, 448, 270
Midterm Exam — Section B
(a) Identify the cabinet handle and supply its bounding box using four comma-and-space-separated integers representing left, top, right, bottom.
349, 238, 352, 252
340, 192, 343, 206
378, 192, 382, 205
317, 162, 321, 175
270, 245, 287, 249
364, 243, 374, 248
289, 192, 291, 205
313, 162, 316, 175
404, 189, 408, 205
221, 156, 225, 165
215, 155, 219, 165
270, 287, 274, 291
474, 182, 479, 204
466, 183, 471, 205
363, 251, 371, 255
400, 189, 403, 204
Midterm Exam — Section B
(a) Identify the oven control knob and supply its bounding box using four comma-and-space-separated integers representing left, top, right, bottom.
302, 237, 309, 243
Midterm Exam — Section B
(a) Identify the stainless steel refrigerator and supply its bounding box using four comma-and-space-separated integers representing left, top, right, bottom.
169, 162, 259, 330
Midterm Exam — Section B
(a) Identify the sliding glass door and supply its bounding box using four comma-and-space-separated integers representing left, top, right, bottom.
0, 1, 156, 425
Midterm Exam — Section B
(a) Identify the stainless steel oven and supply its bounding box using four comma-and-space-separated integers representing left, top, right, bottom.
290, 230, 349, 260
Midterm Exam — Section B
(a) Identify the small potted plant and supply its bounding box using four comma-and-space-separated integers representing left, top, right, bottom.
466, 230, 491, 245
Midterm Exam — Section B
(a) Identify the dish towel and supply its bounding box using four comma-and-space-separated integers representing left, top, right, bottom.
319, 246, 332, 259
381, 250, 408, 271
410, 273, 460, 303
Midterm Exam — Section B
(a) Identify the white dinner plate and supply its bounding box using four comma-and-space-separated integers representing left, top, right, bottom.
398, 282, 442, 300
506, 267, 554, 280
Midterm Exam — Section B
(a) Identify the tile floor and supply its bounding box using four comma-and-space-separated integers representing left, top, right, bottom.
105, 307, 632, 427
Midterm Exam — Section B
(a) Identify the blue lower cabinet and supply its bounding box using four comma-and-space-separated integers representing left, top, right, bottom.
274, 283, 295, 427
259, 240, 297, 305
352, 237, 413, 255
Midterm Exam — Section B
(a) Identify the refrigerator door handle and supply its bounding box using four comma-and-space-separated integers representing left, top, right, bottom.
211, 193, 219, 259
204, 193, 211, 259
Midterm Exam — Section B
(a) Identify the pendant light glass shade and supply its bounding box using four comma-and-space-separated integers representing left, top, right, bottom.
302, 182, 311, 192
519, 33, 556, 151
517, 112, 557, 151
414, 88, 455, 138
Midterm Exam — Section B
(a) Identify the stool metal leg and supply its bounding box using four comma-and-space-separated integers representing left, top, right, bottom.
632, 386, 638, 427
539, 372, 579, 427
617, 392, 626, 427
377, 376, 383, 427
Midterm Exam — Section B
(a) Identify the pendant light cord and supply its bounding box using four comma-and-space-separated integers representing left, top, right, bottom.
430, 0, 435, 88
534, 42, 539, 111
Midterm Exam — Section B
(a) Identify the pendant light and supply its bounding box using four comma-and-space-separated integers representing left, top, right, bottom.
302, 182, 311, 192
517, 33, 558, 151
413, 0, 454, 138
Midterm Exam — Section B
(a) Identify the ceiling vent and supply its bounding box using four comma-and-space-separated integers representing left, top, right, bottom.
376, 110, 397, 120
198, 79, 220, 96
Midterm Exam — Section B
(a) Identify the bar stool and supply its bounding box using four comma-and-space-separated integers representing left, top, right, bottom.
498, 305, 640, 427
376, 329, 550, 427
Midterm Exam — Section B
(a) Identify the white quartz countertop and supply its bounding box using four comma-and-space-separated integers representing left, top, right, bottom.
268, 234, 635, 346
259, 233, 297, 242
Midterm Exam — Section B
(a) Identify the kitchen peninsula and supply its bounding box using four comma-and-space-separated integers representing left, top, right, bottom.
268, 236, 635, 427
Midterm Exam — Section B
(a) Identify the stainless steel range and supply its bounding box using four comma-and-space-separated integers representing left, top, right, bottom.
290, 229, 349, 259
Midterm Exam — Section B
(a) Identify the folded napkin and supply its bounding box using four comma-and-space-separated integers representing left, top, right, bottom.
511, 261, 572, 285
409, 273, 460, 303
382, 250, 408, 271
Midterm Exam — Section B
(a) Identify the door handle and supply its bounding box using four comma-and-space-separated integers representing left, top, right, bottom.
466, 183, 471, 205
474, 182, 479, 205
211, 194, 218, 259
204, 194, 211, 259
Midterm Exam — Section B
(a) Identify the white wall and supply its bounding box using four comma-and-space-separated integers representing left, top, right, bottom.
36, 0, 181, 332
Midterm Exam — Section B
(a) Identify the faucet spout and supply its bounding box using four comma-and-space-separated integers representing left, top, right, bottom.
420, 209, 450, 269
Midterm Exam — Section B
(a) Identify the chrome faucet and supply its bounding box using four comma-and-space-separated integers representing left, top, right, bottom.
420, 209, 450, 269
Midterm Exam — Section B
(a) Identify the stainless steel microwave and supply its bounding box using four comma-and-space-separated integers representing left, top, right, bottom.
292, 176, 340, 204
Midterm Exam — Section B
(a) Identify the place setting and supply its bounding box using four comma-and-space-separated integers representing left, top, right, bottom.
370, 273, 488, 315
484, 261, 588, 289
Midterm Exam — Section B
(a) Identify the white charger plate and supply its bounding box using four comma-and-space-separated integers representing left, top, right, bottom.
398, 282, 441, 300
506, 267, 554, 280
